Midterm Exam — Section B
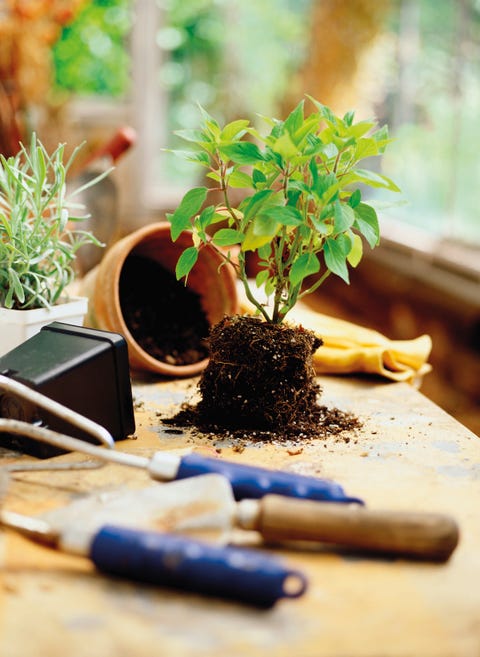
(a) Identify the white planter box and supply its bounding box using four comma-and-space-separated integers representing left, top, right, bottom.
0, 297, 88, 357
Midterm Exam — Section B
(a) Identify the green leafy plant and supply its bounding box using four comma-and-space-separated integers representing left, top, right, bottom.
0, 133, 108, 310
168, 96, 400, 323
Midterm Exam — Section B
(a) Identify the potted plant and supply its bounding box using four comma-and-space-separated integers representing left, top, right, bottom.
0, 133, 108, 356
167, 96, 400, 437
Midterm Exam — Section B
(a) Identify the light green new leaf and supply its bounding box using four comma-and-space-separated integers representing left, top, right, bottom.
354, 138, 379, 161
212, 228, 245, 247
353, 168, 401, 192
220, 142, 264, 165
175, 246, 198, 281
289, 252, 320, 287
242, 213, 279, 251
354, 203, 380, 248
221, 119, 250, 141
272, 132, 298, 160
227, 170, 253, 188
169, 187, 208, 241
173, 129, 206, 143
255, 269, 270, 288
347, 233, 363, 267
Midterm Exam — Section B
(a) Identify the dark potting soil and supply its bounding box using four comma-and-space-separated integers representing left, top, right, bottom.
119, 255, 210, 365
164, 315, 362, 444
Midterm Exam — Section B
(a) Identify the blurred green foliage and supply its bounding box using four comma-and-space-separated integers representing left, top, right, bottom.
52, 0, 133, 97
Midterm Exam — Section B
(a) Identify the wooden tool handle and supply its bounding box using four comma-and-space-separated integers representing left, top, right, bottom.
253, 496, 460, 561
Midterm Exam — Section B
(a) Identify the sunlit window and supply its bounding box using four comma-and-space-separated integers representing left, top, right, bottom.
2, 0, 479, 250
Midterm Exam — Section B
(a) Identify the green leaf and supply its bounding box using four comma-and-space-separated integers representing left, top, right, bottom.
255, 269, 270, 288
354, 203, 380, 248
242, 213, 280, 251
197, 205, 216, 233
354, 138, 379, 161
272, 132, 298, 160
284, 100, 304, 136
347, 233, 363, 267
324, 238, 350, 283
353, 168, 401, 192
348, 189, 361, 208
241, 189, 276, 220
343, 110, 355, 126
289, 252, 320, 286
212, 228, 244, 247
227, 170, 252, 188
173, 129, 206, 143
333, 201, 355, 233
221, 119, 250, 141
252, 168, 267, 187
169, 187, 208, 241
220, 142, 264, 165
171, 149, 211, 167
175, 246, 198, 280
259, 204, 303, 226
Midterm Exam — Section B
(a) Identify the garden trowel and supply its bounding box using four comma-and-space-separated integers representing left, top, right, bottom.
40, 473, 460, 562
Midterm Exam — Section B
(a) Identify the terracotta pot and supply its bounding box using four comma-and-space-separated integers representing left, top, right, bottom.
80, 222, 239, 376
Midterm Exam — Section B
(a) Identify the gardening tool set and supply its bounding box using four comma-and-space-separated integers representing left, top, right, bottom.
0, 348, 460, 608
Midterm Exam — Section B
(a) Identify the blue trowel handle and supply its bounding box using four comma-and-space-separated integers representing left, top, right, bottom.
89, 526, 307, 608
173, 453, 363, 504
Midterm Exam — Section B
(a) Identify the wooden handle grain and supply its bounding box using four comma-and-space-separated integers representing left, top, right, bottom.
253, 496, 460, 561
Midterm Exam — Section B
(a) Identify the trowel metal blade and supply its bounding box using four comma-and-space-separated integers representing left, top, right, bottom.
40, 473, 238, 543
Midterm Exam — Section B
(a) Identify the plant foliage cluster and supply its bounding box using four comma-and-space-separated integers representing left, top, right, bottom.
0, 135, 106, 310
168, 97, 400, 323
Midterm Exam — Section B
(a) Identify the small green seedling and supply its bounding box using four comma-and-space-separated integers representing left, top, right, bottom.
168, 96, 400, 323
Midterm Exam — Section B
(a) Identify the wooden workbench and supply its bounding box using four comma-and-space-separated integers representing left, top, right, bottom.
0, 374, 479, 657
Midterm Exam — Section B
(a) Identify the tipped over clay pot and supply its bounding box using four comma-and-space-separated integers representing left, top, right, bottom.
80, 221, 238, 377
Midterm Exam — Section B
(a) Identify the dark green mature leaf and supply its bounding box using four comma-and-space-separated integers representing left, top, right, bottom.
212, 228, 245, 247
324, 237, 350, 283
289, 252, 320, 286
175, 246, 198, 280
241, 189, 276, 220
354, 203, 380, 248
252, 168, 267, 188
348, 189, 361, 208
169, 187, 208, 241
259, 204, 303, 226
220, 142, 264, 165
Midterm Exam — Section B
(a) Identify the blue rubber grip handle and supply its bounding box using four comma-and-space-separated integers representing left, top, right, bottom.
90, 526, 307, 608
176, 453, 363, 504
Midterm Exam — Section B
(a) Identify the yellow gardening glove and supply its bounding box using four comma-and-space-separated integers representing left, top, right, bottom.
239, 293, 432, 386
287, 303, 432, 385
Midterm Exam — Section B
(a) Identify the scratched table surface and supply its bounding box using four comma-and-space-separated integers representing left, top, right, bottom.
0, 374, 479, 657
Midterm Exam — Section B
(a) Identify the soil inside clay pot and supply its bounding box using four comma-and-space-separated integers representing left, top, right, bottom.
119, 254, 210, 366
164, 314, 362, 444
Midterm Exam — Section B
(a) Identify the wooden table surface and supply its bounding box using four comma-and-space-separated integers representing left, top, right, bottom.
0, 374, 479, 657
